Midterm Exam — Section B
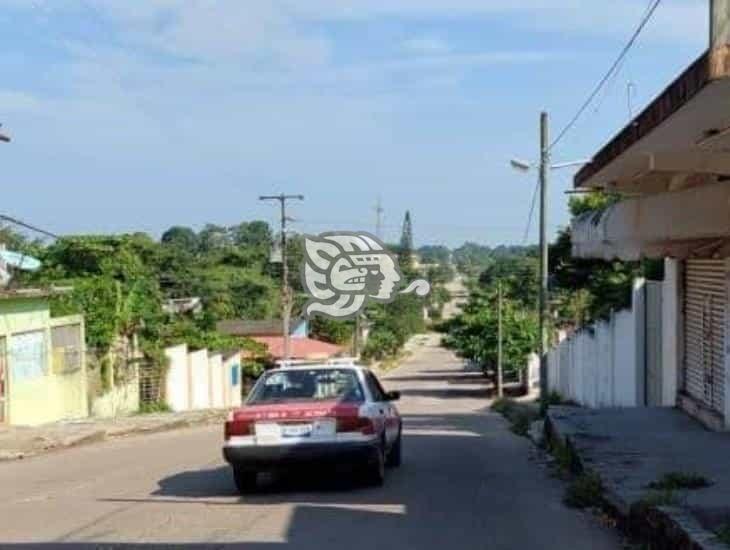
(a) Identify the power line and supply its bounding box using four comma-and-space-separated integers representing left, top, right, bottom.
549, 0, 662, 151
522, 179, 540, 245
0, 215, 59, 239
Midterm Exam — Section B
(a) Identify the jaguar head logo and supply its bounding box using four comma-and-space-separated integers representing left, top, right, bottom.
301, 232, 430, 319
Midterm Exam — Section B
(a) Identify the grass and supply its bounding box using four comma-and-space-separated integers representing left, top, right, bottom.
491, 397, 539, 437
551, 438, 575, 475
631, 488, 680, 520
715, 524, 730, 546
646, 472, 711, 491
138, 401, 172, 414
564, 472, 604, 509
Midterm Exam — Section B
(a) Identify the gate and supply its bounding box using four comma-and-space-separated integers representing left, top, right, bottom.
683, 259, 726, 414
645, 281, 663, 406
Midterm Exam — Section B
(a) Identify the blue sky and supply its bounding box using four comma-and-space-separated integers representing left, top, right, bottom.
0, 0, 708, 246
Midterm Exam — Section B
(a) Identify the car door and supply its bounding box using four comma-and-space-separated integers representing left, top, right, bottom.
365, 371, 399, 446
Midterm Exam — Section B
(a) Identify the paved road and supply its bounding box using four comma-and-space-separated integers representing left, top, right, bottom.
0, 339, 620, 549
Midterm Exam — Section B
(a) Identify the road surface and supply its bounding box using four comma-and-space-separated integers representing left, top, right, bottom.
0, 338, 620, 549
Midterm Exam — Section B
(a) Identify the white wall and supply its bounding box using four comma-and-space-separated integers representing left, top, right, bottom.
165, 344, 189, 412
189, 349, 210, 410
223, 353, 242, 408
164, 345, 244, 412
209, 353, 224, 409
547, 279, 650, 408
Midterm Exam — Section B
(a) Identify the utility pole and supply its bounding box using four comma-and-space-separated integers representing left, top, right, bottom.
375, 196, 384, 240
259, 193, 304, 361
497, 281, 504, 398
538, 111, 550, 400
353, 314, 360, 357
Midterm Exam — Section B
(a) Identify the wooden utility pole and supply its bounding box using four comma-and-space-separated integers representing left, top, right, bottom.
259, 194, 304, 361
497, 281, 504, 398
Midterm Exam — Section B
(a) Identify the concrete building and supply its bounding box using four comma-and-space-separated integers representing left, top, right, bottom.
571, 1, 730, 430
0, 289, 87, 426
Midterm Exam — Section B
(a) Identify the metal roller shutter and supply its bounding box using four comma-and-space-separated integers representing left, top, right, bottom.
683, 259, 726, 414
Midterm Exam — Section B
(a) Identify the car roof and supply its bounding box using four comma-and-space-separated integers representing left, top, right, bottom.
269, 364, 365, 372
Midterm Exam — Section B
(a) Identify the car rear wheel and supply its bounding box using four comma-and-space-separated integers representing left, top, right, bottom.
233, 467, 258, 494
365, 442, 385, 487
386, 430, 402, 468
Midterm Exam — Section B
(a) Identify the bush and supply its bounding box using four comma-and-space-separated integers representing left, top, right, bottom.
491, 398, 539, 437
647, 472, 711, 491
361, 329, 401, 361
564, 473, 604, 509
138, 401, 171, 414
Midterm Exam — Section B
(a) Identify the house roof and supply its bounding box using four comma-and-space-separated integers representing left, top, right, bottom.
217, 318, 305, 337
574, 47, 730, 191
251, 336, 343, 360
0, 286, 71, 300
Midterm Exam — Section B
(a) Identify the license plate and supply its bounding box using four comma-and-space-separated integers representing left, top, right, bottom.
255, 423, 281, 444
281, 424, 312, 438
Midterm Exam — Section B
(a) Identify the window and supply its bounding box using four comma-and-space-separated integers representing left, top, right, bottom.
248, 369, 364, 404
365, 371, 387, 402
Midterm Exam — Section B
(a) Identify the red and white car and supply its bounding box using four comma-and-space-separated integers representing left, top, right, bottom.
223, 359, 402, 493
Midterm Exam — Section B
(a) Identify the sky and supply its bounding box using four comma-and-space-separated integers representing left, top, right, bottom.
0, 0, 709, 247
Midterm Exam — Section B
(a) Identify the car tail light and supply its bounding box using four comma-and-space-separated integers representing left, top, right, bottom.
225, 418, 253, 440
336, 416, 375, 435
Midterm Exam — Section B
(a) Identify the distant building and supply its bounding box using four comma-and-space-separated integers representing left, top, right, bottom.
162, 297, 203, 316
217, 318, 308, 339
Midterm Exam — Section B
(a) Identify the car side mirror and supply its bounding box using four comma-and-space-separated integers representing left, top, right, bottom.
385, 391, 400, 401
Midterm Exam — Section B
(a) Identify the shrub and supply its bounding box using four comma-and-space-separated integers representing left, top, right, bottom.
564, 473, 604, 509
139, 401, 171, 414
647, 472, 711, 491
361, 328, 401, 361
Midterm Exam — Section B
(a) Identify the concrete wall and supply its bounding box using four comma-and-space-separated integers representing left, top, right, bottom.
164, 344, 189, 412
5, 308, 88, 426
163, 345, 245, 412
224, 353, 242, 407
91, 373, 139, 418
547, 279, 655, 408
662, 258, 681, 407
209, 353, 224, 409
188, 349, 209, 410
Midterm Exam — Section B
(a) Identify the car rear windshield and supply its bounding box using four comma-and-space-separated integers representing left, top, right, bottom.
247, 369, 365, 404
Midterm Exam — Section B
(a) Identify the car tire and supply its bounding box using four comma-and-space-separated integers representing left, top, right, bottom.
365, 443, 386, 487
233, 467, 258, 494
386, 430, 402, 468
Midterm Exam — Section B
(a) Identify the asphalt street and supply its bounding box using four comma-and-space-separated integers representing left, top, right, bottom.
0, 337, 621, 549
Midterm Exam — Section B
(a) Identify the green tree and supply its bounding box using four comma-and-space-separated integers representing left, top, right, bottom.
161, 226, 199, 253
399, 211, 414, 270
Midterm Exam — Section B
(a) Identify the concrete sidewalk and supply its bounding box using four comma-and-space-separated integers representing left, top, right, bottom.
547, 406, 730, 548
0, 408, 229, 461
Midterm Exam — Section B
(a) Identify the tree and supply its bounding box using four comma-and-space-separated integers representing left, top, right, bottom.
442, 289, 537, 376
418, 245, 450, 265
161, 226, 199, 253
399, 211, 414, 270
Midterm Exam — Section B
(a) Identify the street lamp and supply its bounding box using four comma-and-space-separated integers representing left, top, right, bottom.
0, 124, 9, 143
509, 113, 591, 401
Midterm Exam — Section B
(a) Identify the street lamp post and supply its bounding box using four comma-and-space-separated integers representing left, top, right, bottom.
509, 112, 590, 399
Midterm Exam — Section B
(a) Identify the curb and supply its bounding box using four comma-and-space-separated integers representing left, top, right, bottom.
544, 413, 725, 550
0, 413, 227, 463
